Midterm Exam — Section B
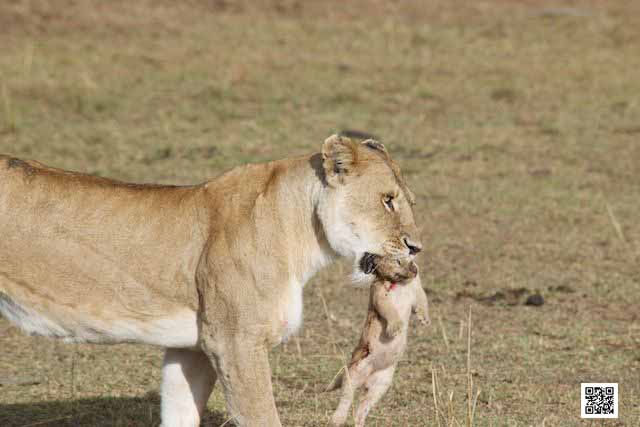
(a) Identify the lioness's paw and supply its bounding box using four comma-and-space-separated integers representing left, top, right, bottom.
386, 321, 403, 337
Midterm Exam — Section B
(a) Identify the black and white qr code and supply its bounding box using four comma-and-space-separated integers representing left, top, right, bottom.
581, 383, 618, 419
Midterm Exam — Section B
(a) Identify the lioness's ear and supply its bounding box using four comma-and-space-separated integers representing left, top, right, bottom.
361, 139, 387, 154
322, 134, 358, 185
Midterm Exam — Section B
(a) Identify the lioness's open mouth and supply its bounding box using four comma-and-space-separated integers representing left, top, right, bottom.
360, 252, 380, 274
359, 252, 419, 283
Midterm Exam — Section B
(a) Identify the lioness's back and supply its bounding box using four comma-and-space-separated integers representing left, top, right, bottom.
0, 155, 206, 344
0, 154, 191, 191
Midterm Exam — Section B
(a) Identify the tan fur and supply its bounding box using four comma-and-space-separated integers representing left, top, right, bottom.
328, 259, 429, 427
0, 135, 422, 426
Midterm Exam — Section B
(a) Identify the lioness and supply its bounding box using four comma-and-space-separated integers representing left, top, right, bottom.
0, 135, 422, 427
328, 256, 430, 427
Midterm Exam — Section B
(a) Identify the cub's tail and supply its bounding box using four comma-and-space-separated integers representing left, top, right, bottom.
325, 343, 371, 392
325, 369, 345, 392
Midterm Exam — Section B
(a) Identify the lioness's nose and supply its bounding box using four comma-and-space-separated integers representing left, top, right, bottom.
403, 236, 423, 255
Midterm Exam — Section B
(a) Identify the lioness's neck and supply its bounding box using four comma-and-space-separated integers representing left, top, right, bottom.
265, 153, 336, 284
202, 153, 335, 286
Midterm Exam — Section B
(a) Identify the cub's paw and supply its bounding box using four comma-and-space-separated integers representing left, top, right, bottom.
331, 411, 348, 426
386, 321, 403, 337
415, 308, 431, 326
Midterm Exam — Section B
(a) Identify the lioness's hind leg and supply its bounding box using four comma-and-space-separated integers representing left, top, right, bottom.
161, 348, 217, 427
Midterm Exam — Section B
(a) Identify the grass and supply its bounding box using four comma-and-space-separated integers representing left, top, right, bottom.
1, 0, 639, 425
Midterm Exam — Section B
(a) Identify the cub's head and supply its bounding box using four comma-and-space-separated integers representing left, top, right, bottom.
317, 134, 422, 284
362, 252, 418, 284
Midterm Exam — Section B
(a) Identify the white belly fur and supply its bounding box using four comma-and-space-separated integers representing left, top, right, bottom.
0, 292, 198, 347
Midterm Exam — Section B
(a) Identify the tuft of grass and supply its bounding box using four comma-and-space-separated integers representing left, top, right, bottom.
431, 306, 481, 427
1, 83, 18, 133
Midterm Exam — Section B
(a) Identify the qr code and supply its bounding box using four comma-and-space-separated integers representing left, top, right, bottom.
581, 383, 618, 419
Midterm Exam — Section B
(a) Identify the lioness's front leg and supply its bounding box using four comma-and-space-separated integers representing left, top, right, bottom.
201, 333, 281, 427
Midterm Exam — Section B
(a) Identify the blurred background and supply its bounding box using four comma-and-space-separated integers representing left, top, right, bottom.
0, 1, 638, 425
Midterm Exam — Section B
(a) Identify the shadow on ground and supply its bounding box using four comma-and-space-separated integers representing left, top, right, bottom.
0, 393, 227, 427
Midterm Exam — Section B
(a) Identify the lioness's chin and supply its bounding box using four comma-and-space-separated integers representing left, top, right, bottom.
350, 268, 376, 288
350, 253, 376, 288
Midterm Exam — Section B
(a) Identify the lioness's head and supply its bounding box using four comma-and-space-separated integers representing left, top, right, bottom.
317, 134, 422, 283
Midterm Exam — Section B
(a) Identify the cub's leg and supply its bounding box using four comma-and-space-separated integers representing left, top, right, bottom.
161, 348, 217, 427
354, 364, 396, 427
331, 359, 374, 426
412, 276, 431, 326
203, 334, 281, 427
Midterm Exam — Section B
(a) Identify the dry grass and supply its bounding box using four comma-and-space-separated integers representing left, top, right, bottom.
1, 0, 639, 425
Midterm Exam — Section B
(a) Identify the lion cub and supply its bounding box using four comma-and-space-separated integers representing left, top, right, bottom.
328, 257, 430, 427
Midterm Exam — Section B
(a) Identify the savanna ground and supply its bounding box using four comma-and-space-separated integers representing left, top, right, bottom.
0, 1, 639, 425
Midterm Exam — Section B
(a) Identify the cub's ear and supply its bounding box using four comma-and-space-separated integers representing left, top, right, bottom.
322, 134, 358, 185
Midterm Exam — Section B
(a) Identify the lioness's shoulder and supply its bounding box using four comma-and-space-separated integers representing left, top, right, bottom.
206, 155, 310, 191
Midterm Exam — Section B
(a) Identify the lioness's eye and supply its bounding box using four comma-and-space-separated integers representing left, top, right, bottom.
382, 194, 395, 212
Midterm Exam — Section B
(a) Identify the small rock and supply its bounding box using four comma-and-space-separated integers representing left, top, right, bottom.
525, 294, 545, 306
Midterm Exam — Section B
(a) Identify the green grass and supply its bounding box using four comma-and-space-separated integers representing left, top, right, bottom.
1, 0, 639, 425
